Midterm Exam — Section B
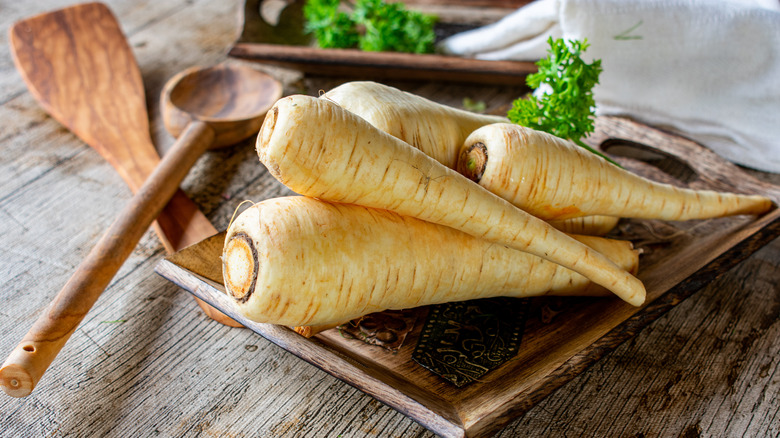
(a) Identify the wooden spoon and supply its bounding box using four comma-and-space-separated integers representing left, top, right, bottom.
1, 6, 282, 397
6, 2, 246, 327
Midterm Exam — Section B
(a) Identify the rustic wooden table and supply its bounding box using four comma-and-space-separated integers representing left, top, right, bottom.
1, 1, 778, 437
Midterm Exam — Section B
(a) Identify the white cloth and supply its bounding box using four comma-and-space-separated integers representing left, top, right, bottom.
439, 0, 780, 173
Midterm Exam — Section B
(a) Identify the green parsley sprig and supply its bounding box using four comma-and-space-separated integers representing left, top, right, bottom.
508, 37, 619, 166
303, 0, 437, 54
302, 0, 359, 49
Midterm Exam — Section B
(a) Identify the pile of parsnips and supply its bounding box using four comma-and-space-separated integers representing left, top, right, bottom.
222, 82, 773, 333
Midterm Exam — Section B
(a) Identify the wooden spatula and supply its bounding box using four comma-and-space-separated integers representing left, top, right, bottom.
7, 2, 239, 327
1, 1, 243, 398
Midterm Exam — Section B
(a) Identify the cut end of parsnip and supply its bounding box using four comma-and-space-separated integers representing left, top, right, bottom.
223, 232, 258, 303
457, 142, 488, 182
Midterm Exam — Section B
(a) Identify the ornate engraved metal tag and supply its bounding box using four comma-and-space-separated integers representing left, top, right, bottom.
412, 297, 529, 387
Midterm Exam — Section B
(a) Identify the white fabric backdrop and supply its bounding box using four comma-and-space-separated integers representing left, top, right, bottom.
440, 0, 780, 173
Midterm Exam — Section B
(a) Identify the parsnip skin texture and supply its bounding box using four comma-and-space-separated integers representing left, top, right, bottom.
256, 95, 646, 306
324, 81, 612, 236
223, 197, 640, 327
549, 215, 620, 236
323, 81, 507, 169
458, 123, 774, 221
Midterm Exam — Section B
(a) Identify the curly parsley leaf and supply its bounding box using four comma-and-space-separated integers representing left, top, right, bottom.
303, 0, 436, 54
302, 0, 359, 49
508, 37, 620, 166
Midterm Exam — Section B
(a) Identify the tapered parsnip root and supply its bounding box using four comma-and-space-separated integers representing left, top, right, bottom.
323, 81, 507, 168
293, 323, 341, 338
256, 95, 645, 306
223, 197, 640, 327
458, 123, 774, 221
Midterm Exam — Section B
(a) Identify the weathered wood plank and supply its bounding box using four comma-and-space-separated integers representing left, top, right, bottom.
496, 239, 780, 437
0, 0, 778, 437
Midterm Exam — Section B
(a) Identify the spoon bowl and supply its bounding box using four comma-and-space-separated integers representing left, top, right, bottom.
163, 64, 282, 148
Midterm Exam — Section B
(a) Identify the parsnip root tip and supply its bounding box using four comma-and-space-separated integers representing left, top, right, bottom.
223, 232, 258, 303
631, 295, 646, 307
626, 278, 646, 307
227, 200, 257, 234
293, 326, 315, 337
293, 322, 342, 338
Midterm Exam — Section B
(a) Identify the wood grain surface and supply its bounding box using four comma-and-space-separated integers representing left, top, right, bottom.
1, 1, 778, 437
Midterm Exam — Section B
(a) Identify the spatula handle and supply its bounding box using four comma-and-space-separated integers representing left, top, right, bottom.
153, 192, 241, 327
0, 121, 214, 398
155, 190, 218, 252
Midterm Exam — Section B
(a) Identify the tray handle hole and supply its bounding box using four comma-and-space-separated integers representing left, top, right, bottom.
601, 138, 698, 184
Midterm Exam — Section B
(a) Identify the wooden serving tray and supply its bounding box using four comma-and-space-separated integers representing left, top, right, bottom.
228, 0, 538, 84
155, 116, 780, 438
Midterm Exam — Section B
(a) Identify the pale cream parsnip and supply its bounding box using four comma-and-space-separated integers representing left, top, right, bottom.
223, 197, 639, 327
458, 123, 774, 221
323, 81, 612, 235
255, 95, 646, 306
323, 81, 507, 168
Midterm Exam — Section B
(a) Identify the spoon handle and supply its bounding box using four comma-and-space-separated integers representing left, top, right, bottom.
0, 121, 214, 398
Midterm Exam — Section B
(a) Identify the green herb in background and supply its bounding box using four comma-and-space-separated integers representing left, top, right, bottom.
302, 0, 359, 49
354, 0, 437, 53
462, 97, 486, 113
508, 37, 619, 166
303, 0, 437, 54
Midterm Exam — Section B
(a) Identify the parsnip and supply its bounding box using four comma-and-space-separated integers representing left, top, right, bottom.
458, 123, 774, 221
256, 95, 646, 306
323, 81, 507, 168
223, 197, 640, 327
324, 81, 617, 236
549, 215, 620, 236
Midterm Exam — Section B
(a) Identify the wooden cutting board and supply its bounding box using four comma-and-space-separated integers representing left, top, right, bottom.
155, 116, 780, 438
